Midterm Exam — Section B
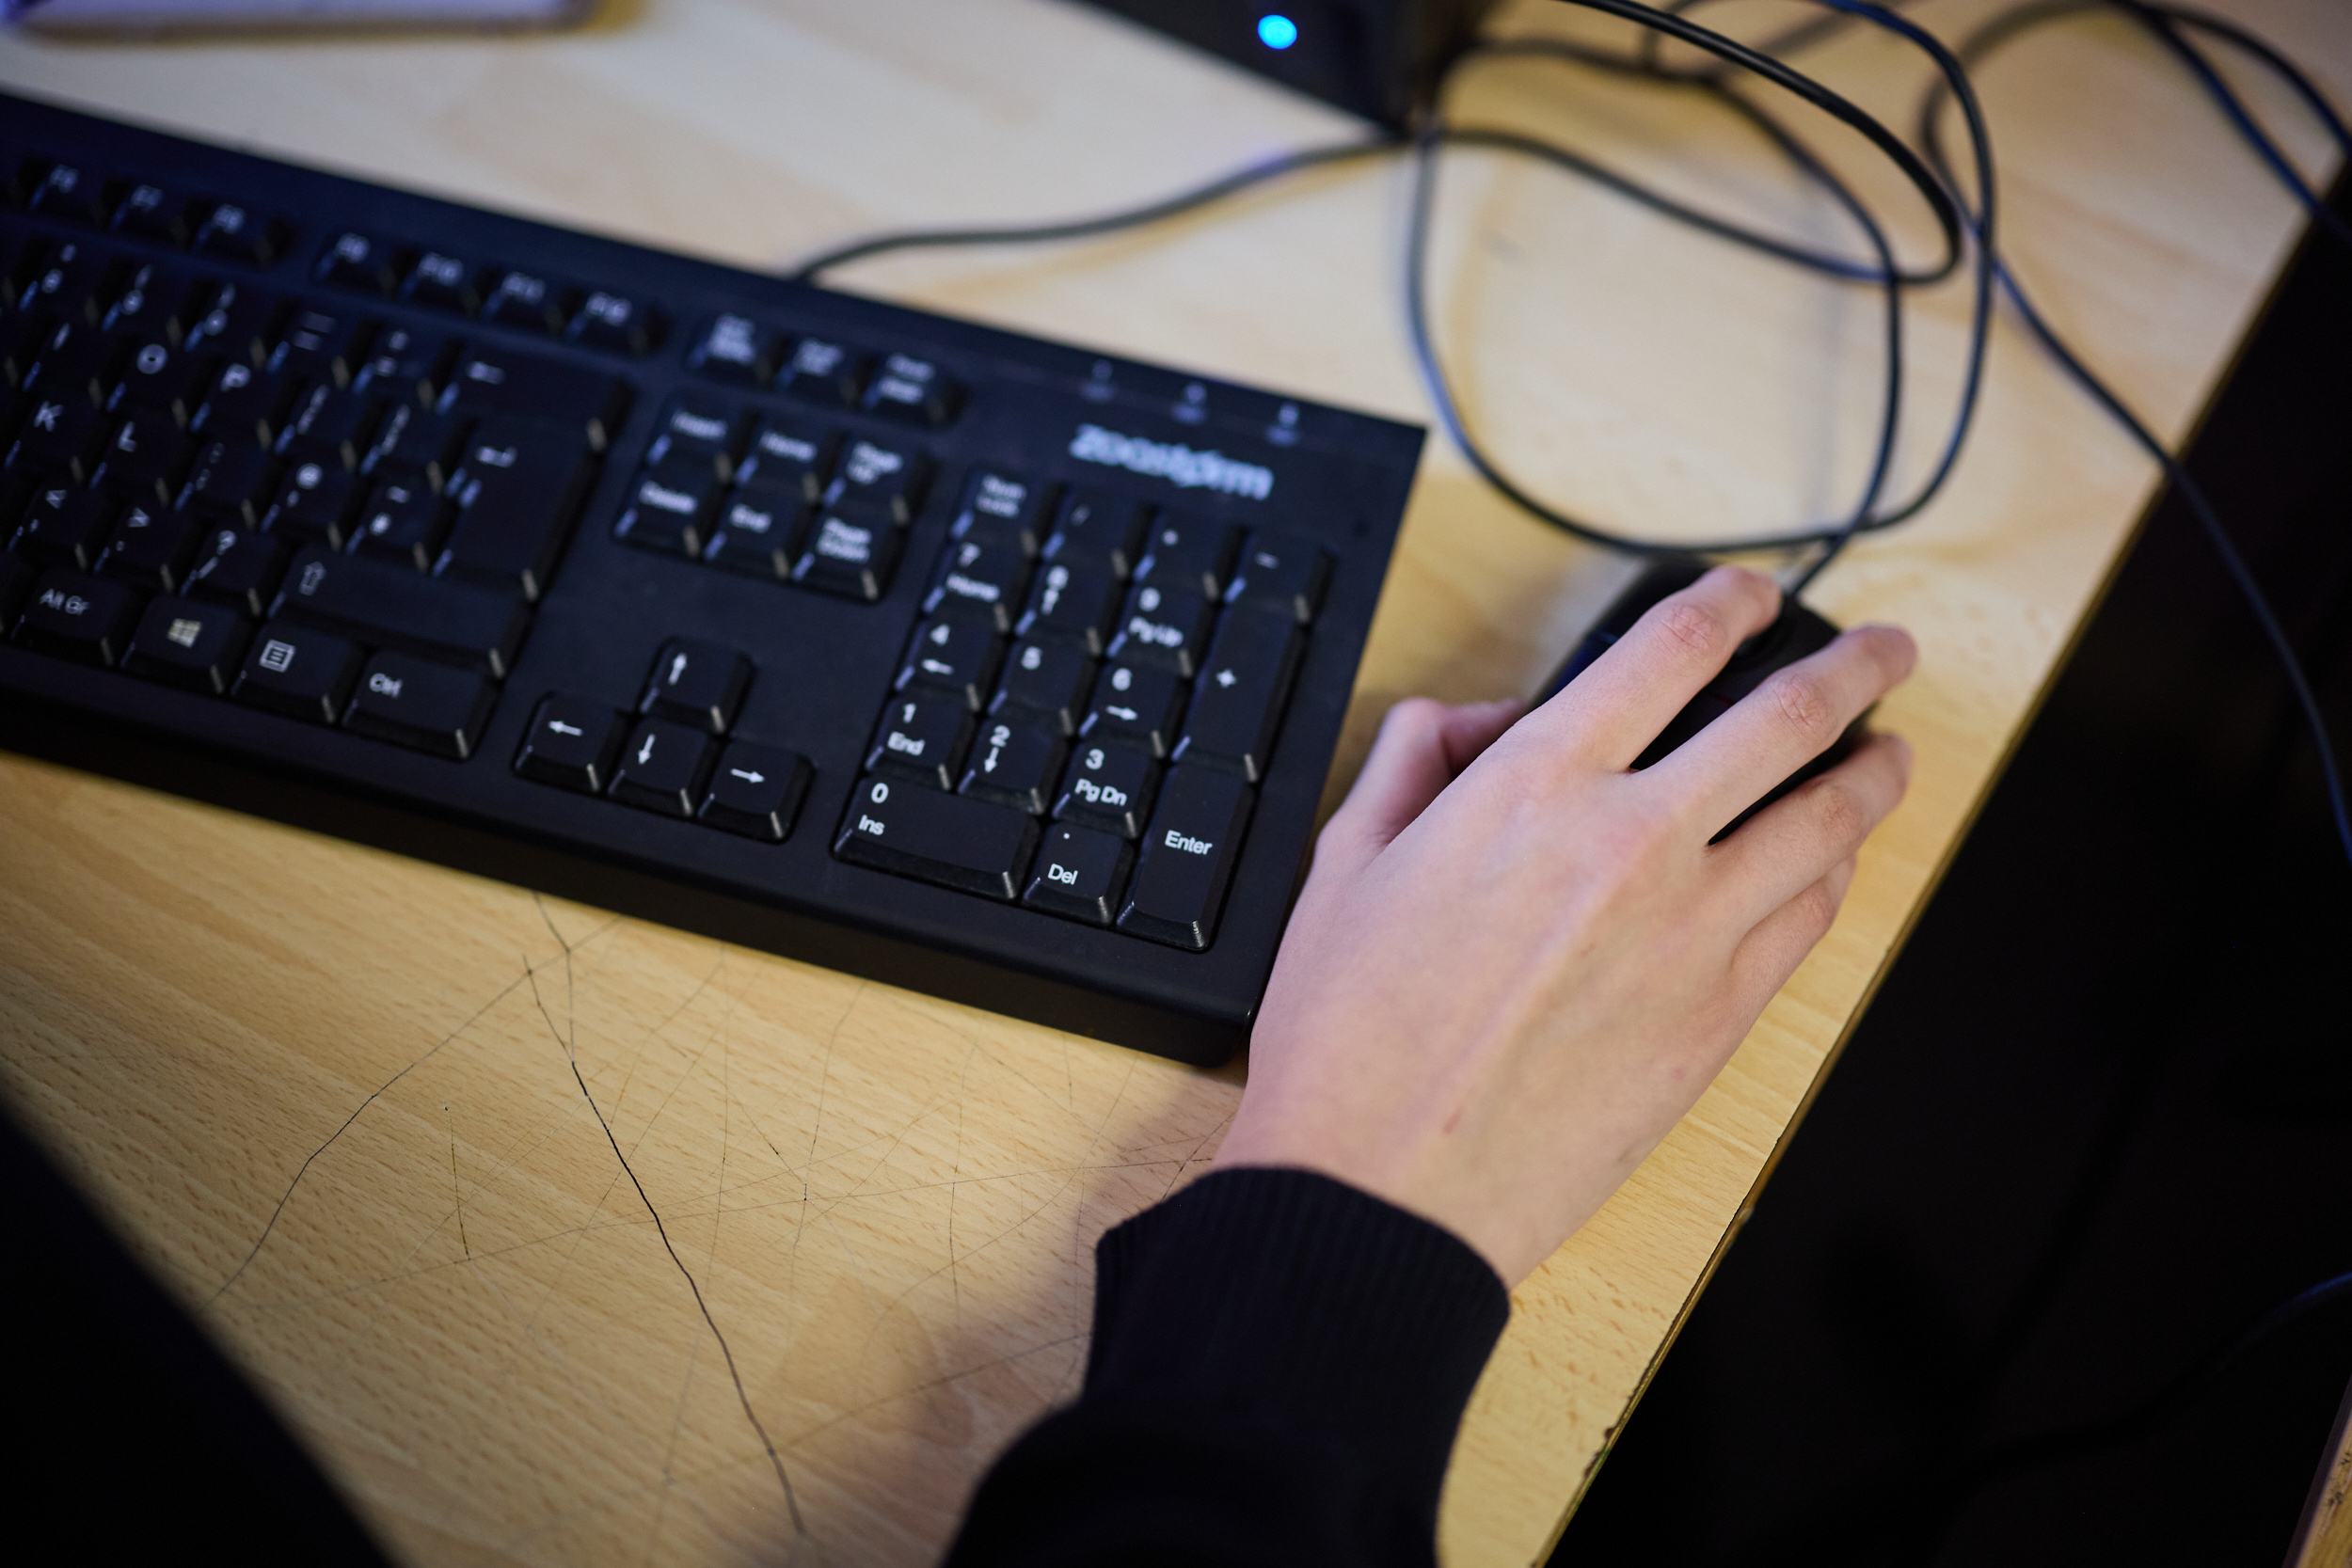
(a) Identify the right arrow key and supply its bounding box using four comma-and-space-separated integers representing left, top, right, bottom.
699, 741, 813, 843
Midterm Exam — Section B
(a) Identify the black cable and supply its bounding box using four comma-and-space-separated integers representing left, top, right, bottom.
785, 133, 1403, 283
1912, 0, 2352, 868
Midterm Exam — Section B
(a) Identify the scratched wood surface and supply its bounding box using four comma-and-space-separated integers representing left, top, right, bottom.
1, 1, 2345, 1563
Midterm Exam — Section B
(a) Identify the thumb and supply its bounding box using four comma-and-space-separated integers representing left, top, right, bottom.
1322, 697, 1522, 867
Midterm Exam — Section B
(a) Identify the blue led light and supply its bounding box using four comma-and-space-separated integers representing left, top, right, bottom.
1258, 13, 1298, 49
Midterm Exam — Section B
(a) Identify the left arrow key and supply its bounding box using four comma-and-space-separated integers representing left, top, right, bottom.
516, 693, 626, 794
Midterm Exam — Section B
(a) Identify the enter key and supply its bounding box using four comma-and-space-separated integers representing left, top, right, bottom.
1118, 767, 1253, 951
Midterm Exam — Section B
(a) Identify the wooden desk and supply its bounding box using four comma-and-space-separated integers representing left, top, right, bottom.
2, 2, 2344, 1561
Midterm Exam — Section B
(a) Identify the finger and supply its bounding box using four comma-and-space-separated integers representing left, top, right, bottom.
1520, 566, 1782, 772
1725, 854, 1857, 1009
1709, 733, 1912, 927
1321, 697, 1524, 865
1650, 624, 1915, 831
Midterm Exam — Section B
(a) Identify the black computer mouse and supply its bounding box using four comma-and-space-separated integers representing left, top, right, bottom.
1536, 554, 1868, 838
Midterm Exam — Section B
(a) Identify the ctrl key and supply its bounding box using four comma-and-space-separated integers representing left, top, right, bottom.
343, 651, 496, 759
233, 623, 361, 724
1117, 768, 1254, 950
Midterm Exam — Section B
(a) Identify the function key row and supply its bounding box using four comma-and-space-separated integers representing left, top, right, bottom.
686, 313, 961, 428
613, 392, 933, 602
314, 230, 663, 356
4, 151, 290, 264
511, 639, 813, 844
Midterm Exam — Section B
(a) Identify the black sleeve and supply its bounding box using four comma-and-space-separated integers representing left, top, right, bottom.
943, 1166, 1511, 1568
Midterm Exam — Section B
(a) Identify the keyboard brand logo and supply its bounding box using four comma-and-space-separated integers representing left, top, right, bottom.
1068, 424, 1274, 500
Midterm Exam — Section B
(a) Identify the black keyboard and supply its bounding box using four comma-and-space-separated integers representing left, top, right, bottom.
0, 92, 1420, 1065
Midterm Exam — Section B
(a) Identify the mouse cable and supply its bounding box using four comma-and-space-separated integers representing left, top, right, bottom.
1910, 2, 2352, 870
1407, 0, 1997, 564
787, 7, 1993, 563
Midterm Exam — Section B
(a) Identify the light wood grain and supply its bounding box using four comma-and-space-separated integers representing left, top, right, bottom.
2, 1, 2345, 1563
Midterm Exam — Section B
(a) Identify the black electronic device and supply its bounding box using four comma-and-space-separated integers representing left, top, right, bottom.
1539, 555, 1863, 834
0, 91, 1422, 1065
1076, 0, 1500, 126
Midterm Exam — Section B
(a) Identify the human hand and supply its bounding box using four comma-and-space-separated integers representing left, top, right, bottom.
1215, 566, 1917, 1285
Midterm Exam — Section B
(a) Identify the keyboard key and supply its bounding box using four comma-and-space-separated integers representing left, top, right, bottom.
351, 478, 448, 570
25, 161, 110, 227
0, 554, 34, 625
862, 351, 961, 426
436, 346, 628, 451
1042, 489, 1150, 578
12, 568, 139, 666
825, 436, 929, 523
1081, 659, 1185, 758
640, 637, 752, 735
108, 338, 210, 425
482, 267, 568, 334
701, 488, 806, 579
610, 717, 713, 816
1053, 741, 1159, 839
123, 594, 249, 694
645, 394, 739, 479
8, 394, 103, 481
267, 306, 371, 386
1135, 516, 1236, 598
776, 335, 866, 406
1, 309, 53, 385
351, 324, 457, 404
315, 230, 402, 294
1015, 559, 1120, 655
687, 313, 779, 385
276, 384, 380, 468
868, 691, 972, 790
1225, 531, 1329, 624
92, 408, 196, 507
1106, 581, 1214, 675
358, 404, 464, 490
699, 741, 812, 843
232, 622, 359, 723
97, 503, 202, 591
101, 263, 199, 341
1023, 822, 1134, 926
11, 483, 112, 569
182, 280, 282, 365
402, 250, 481, 314
1173, 612, 1301, 781
438, 419, 595, 599
260, 460, 359, 549
834, 775, 1040, 901
344, 650, 496, 759
112, 182, 195, 246
897, 615, 1002, 710
18, 241, 109, 325
950, 467, 1057, 557
960, 719, 1064, 815
924, 538, 1030, 633
515, 693, 625, 793
612, 460, 717, 560
272, 544, 529, 677
194, 201, 290, 266
177, 438, 278, 526
183, 526, 284, 617
24, 318, 116, 406
732, 413, 835, 500
567, 290, 662, 356
791, 508, 903, 603
992, 638, 1094, 736
192, 362, 292, 448
1118, 768, 1254, 950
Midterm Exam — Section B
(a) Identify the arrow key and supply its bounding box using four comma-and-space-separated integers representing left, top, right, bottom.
516, 693, 625, 794
640, 637, 753, 734
610, 717, 714, 817
700, 741, 813, 843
